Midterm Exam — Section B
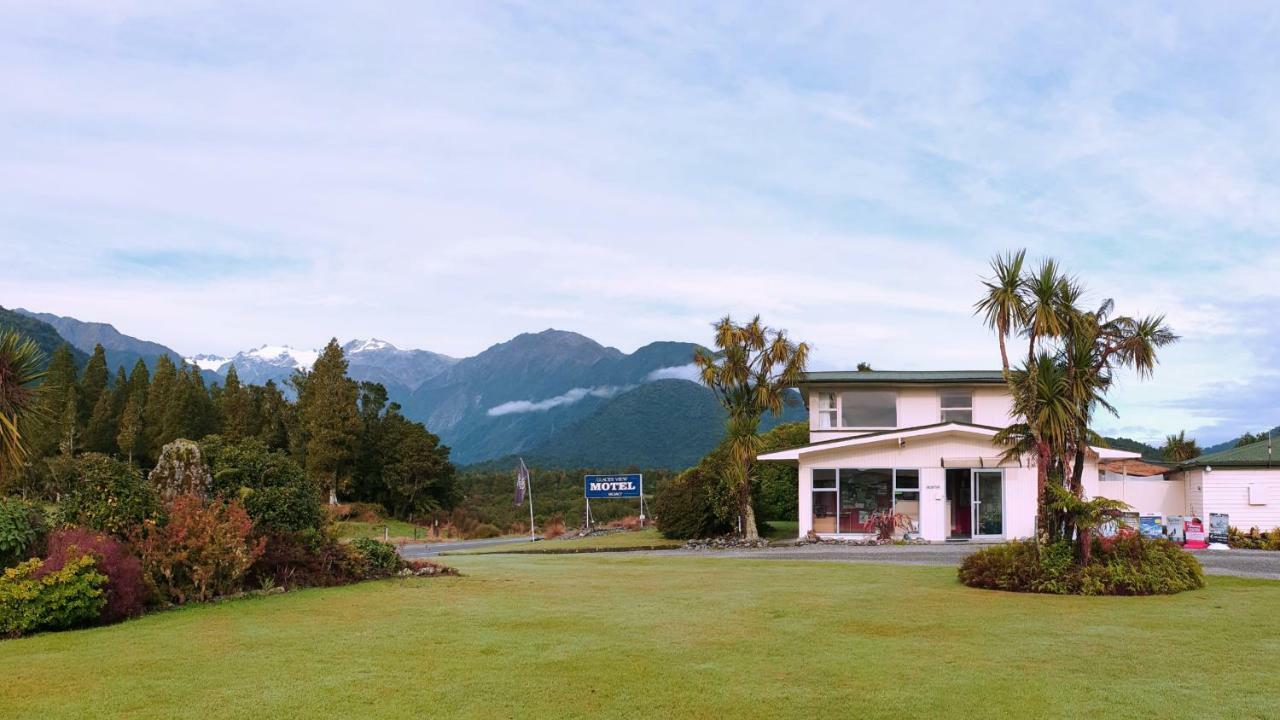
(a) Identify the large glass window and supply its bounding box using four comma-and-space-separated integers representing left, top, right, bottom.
811, 467, 921, 536
940, 390, 973, 424
817, 393, 837, 429
840, 390, 897, 427
838, 469, 892, 533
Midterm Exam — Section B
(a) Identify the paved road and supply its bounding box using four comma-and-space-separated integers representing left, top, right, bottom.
650, 543, 1280, 580
398, 536, 532, 559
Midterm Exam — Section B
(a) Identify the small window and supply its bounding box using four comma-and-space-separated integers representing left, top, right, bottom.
940, 390, 973, 424
817, 392, 837, 429
813, 469, 837, 489
841, 390, 897, 427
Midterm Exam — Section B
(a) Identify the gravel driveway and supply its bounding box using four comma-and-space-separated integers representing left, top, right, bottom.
651, 543, 1280, 580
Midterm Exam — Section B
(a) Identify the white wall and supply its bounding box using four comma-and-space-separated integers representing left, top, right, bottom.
1096, 477, 1185, 517
808, 384, 1014, 442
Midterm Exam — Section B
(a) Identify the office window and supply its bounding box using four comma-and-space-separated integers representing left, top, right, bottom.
817, 393, 837, 429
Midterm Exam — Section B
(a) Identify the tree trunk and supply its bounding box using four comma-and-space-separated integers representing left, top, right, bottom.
1079, 527, 1092, 565
741, 497, 759, 541
1070, 445, 1086, 497
1035, 442, 1051, 540
329, 472, 338, 505
998, 333, 1010, 377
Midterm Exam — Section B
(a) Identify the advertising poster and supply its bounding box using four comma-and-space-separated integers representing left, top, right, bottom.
1165, 515, 1186, 544
1184, 518, 1207, 549
1208, 513, 1230, 545
1139, 515, 1164, 539
1119, 511, 1140, 532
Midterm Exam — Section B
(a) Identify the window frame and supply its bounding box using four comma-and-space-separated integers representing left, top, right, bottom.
838, 389, 898, 429
811, 467, 920, 535
816, 392, 838, 429
939, 389, 974, 424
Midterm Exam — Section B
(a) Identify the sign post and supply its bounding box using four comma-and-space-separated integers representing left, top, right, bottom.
584, 473, 645, 525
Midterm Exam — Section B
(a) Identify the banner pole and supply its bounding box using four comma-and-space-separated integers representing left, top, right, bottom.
528, 466, 536, 542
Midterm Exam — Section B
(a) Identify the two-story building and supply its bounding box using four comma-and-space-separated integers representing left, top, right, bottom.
758, 370, 1141, 542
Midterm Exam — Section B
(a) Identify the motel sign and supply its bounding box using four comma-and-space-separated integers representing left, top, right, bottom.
584, 474, 643, 499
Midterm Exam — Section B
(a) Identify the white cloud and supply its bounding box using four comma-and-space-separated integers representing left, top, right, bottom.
486, 385, 633, 417
646, 364, 701, 383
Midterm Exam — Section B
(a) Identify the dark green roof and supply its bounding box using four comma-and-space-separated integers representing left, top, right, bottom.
800, 370, 1006, 385
1183, 438, 1278, 468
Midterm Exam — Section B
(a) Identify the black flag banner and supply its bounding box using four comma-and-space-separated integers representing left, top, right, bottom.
514, 458, 529, 507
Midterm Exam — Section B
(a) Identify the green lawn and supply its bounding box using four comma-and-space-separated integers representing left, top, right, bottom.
763, 519, 798, 541
455, 527, 681, 554
3, 556, 1278, 718
333, 519, 432, 542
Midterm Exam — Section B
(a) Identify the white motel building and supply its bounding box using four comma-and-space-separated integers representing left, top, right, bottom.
758, 370, 1280, 541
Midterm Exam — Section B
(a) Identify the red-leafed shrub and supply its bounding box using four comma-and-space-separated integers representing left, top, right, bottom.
135, 495, 265, 604
543, 516, 566, 540
40, 527, 146, 623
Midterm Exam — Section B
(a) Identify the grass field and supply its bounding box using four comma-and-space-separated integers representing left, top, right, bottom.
333, 519, 433, 542
455, 527, 681, 554
3, 555, 1278, 719
763, 520, 798, 541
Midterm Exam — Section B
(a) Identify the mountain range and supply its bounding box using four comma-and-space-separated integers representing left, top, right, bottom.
0, 305, 800, 468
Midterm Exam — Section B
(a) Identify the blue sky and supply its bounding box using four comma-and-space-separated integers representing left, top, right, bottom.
3, 2, 1280, 445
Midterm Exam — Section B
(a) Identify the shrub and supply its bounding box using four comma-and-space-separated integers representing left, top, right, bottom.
0, 497, 47, 568
328, 502, 386, 523
135, 495, 266, 604
467, 523, 502, 540
959, 536, 1204, 596
348, 537, 402, 577
1228, 526, 1280, 551
654, 466, 732, 540
202, 437, 324, 533
60, 454, 159, 538
249, 530, 366, 589
0, 555, 106, 637
543, 516, 566, 539
40, 528, 145, 623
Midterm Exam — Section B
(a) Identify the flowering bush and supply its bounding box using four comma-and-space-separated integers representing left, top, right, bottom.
40, 527, 145, 623
135, 495, 265, 604
0, 555, 106, 637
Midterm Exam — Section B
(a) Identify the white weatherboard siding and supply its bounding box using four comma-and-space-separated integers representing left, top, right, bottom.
1193, 469, 1280, 530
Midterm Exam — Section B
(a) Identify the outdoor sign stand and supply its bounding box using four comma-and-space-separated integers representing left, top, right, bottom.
584, 473, 645, 528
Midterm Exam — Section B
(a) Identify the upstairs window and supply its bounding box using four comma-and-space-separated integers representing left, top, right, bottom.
817, 393, 837, 429
840, 390, 897, 428
940, 390, 973, 424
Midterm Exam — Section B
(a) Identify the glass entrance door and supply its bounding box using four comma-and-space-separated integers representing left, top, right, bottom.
971, 470, 1004, 537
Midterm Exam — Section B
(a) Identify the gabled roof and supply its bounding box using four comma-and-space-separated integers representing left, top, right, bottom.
799, 370, 1006, 386
1181, 438, 1278, 468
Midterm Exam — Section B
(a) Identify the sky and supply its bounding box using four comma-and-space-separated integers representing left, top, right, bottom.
3, 2, 1280, 445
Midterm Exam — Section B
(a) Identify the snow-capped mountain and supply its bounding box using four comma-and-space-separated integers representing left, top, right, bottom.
342, 338, 457, 395
187, 354, 231, 372
187, 345, 320, 387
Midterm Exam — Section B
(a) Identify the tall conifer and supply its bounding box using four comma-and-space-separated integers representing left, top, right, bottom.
295, 339, 359, 504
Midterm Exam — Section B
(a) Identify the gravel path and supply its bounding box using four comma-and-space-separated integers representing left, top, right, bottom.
645, 543, 1280, 580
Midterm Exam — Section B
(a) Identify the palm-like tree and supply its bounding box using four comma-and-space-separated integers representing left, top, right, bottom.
695, 316, 808, 540
1162, 431, 1201, 462
974, 249, 1027, 377
0, 331, 47, 479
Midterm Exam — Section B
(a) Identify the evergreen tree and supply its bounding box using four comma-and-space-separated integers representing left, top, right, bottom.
295, 339, 359, 504
253, 381, 289, 451
85, 388, 117, 454
79, 344, 110, 427
29, 345, 80, 459
219, 365, 253, 440
116, 391, 144, 464
58, 386, 80, 457
143, 355, 178, 460
379, 410, 455, 519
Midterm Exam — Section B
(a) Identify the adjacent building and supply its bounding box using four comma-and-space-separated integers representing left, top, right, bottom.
1168, 439, 1280, 532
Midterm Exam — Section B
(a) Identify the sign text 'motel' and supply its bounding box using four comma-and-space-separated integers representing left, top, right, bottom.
584, 474, 643, 499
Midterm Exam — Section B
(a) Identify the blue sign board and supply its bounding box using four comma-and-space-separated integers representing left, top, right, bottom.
584, 474, 643, 499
